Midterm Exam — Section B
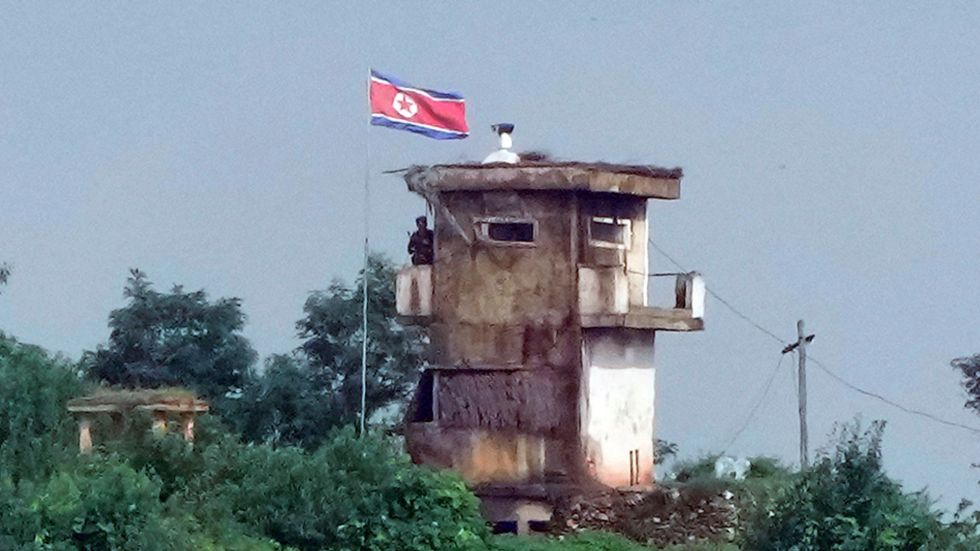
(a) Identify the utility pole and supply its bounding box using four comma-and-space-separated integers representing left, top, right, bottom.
782, 320, 815, 469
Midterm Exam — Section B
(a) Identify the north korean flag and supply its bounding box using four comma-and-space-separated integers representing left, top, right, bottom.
369, 70, 468, 140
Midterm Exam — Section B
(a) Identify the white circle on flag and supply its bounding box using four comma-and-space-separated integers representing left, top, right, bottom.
392, 93, 419, 119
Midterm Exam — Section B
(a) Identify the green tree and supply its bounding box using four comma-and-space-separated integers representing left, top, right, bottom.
0, 262, 9, 293
234, 354, 336, 448
0, 333, 83, 482
82, 269, 257, 401
295, 253, 425, 429
655, 439, 679, 465
951, 354, 980, 415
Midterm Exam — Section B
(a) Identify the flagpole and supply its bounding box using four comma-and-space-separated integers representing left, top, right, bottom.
360, 71, 371, 436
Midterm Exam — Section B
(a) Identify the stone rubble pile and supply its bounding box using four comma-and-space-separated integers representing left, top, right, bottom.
550, 485, 740, 547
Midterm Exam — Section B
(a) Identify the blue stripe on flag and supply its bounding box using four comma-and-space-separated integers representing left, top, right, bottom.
371, 116, 467, 140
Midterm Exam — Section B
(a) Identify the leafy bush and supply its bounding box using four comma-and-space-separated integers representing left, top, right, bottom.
185, 426, 489, 551
491, 531, 740, 551
743, 420, 980, 550
1, 360, 488, 551
492, 531, 652, 551
38, 458, 166, 549
672, 454, 790, 484
2, 449, 284, 551
11, 455, 191, 550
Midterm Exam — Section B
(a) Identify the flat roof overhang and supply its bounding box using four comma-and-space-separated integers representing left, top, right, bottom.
405, 162, 682, 200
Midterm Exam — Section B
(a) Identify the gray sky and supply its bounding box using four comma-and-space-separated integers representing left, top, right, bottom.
2, 3, 978, 507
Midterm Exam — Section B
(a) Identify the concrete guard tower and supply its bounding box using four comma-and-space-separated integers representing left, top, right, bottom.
396, 160, 704, 532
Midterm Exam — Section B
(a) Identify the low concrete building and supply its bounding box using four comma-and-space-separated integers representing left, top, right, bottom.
67, 389, 209, 453
396, 160, 703, 532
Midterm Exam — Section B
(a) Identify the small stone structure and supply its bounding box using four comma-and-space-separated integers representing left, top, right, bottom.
67, 390, 209, 453
395, 161, 705, 533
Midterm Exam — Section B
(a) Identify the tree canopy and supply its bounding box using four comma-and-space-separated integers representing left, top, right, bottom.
295, 253, 426, 429
234, 354, 336, 448
231, 254, 426, 447
0, 332, 83, 482
744, 420, 980, 550
0, 262, 10, 292
952, 354, 980, 416
83, 269, 257, 400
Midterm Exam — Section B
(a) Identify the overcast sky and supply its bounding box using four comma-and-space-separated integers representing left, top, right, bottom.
2, 3, 978, 506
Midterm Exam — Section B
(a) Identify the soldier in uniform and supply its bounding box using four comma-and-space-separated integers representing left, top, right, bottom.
408, 216, 434, 265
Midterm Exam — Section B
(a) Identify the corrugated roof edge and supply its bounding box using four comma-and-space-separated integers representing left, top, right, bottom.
417, 161, 683, 179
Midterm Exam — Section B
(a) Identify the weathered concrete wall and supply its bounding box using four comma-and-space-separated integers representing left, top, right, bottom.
396, 265, 432, 316
578, 266, 629, 315
580, 328, 656, 487
626, 201, 649, 308
406, 424, 570, 484
577, 193, 648, 308
436, 369, 574, 434
480, 498, 553, 535
406, 186, 661, 492
407, 189, 587, 486
432, 190, 576, 357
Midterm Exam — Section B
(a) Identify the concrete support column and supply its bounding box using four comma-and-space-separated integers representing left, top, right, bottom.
180, 412, 195, 443
151, 411, 168, 434
78, 415, 93, 454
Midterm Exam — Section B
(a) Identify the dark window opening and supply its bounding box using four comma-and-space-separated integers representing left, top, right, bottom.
412, 371, 435, 422
492, 521, 518, 535
589, 217, 630, 248
528, 520, 551, 533
486, 222, 535, 243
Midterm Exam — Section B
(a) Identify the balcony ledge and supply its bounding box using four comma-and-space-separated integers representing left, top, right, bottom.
580, 307, 703, 332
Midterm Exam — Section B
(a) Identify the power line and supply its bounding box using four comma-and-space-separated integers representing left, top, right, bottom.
646, 239, 786, 346
721, 354, 786, 454
807, 355, 980, 435
647, 238, 980, 436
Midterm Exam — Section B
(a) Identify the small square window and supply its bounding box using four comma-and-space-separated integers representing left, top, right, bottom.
589, 217, 631, 249
476, 218, 537, 246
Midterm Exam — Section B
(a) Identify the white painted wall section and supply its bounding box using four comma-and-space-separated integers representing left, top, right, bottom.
580, 330, 656, 487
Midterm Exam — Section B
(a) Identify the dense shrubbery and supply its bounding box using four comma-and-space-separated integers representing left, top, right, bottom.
182, 427, 488, 551
2, 425, 489, 550
494, 531, 653, 550
494, 532, 738, 551
0, 454, 283, 550
1, 332, 490, 550
742, 421, 980, 550
13, 456, 186, 550
0, 333, 84, 482
3, 332, 979, 551
661, 426, 980, 550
